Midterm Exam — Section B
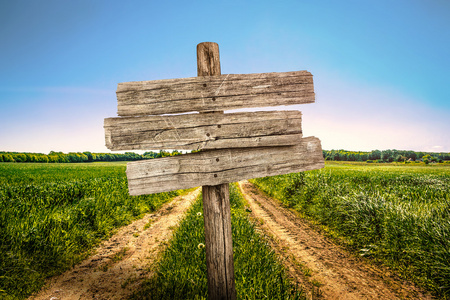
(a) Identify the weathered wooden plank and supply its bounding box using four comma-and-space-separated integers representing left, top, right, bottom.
104, 110, 302, 151
117, 70, 314, 116
126, 136, 324, 195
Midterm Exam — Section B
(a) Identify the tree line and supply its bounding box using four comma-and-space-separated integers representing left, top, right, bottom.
1, 149, 449, 164
323, 149, 450, 163
0, 150, 183, 163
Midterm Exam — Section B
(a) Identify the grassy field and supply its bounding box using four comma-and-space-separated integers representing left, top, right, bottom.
2, 161, 449, 298
0, 162, 183, 299
132, 183, 304, 300
251, 162, 450, 298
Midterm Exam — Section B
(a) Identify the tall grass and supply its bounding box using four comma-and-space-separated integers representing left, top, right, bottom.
0, 162, 183, 299
132, 183, 304, 299
251, 162, 450, 298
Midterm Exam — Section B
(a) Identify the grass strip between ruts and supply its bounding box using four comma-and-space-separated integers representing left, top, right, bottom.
132, 183, 304, 300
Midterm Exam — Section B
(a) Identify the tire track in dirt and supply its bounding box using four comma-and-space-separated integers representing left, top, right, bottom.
30, 188, 201, 300
239, 180, 433, 300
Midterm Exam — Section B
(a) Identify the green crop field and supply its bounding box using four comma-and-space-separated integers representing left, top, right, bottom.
2, 161, 449, 299
251, 162, 450, 298
0, 162, 183, 299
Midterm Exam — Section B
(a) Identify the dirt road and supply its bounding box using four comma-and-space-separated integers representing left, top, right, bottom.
30, 188, 201, 300
238, 180, 433, 300
30, 182, 433, 300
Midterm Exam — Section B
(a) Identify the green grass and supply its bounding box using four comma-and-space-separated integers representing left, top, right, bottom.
251, 162, 450, 298
132, 183, 304, 299
0, 162, 184, 299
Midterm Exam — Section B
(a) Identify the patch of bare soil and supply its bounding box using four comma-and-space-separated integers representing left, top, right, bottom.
238, 180, 434, 300
30, 188, 201, 300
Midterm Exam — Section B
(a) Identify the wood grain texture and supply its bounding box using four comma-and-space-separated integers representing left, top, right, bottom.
202, 184, 236, 300
197, 42, 221, 77
104, 110, 302, 151
116, 70, 314, 116
197, 41, 237, 300
126, 136, 324, 195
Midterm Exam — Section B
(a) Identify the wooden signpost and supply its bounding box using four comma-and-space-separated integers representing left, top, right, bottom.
104, 42, 324, 299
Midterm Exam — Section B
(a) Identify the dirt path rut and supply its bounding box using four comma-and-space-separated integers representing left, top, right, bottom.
239, 180, 433, 300
30, 188, 201, 300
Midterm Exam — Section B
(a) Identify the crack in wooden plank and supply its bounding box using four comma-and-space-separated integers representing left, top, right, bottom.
214, 74, 229, 96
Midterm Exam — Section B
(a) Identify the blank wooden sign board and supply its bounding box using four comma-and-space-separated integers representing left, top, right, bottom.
104, 42, 324, 299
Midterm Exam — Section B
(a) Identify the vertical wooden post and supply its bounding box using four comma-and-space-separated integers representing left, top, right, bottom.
198, 42, 237, 300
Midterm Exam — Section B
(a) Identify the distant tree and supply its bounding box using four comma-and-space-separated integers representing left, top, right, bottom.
332, 152, 341, 161
83, 151, 94, 162
67, 153, 78, 163
12, 153, 27, 162
39, 155, 49, 163
123, 152, 142, 161
3, 154, 14, 162
144, 151, 158, 159
158, 150, 171, 158
80, 153, 88, 162
26, 153, 38, 162
47, 155, 58, 163
171, 150, 183, 156
381, 150, 394, 162
369, 150, 381, 160
57, 154, 69, 163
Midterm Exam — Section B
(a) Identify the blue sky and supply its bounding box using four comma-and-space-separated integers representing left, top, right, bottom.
1, 0, 449, 153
